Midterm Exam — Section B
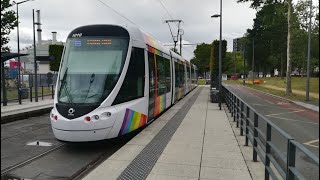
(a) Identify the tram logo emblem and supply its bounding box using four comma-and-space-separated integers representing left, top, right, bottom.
68, 108, 75, 116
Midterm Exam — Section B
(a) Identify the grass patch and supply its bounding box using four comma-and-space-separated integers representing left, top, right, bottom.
258, 77, 319, 94
224, 79, 319, 104
3, 87, 54, 100
197, 79, 206, 85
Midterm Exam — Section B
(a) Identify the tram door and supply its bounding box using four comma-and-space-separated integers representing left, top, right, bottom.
148, 52, 156, 122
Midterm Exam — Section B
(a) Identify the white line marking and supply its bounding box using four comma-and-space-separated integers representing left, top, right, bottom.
304, 139, 319, 148
266, 110, 305, 116
267, 115, 318, 125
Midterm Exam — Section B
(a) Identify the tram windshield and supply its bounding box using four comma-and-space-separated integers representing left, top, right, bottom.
57, 37, 129, 105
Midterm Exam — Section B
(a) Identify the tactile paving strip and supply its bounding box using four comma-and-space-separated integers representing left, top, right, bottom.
117, 87, 203, 180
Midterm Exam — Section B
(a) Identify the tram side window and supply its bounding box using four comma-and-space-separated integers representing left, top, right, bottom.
175, 61, 180, 88
164, 58, 171, 93
156, 55, 166, 96
180, 63, 185, 87
113, 47, 145, 105
187, 65, 190, 83
192, 67, 195, 83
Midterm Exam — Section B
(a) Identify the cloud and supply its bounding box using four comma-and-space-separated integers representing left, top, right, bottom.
7, 0, 258, 59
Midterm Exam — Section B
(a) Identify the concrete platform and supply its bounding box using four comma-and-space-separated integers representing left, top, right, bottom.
1, 99, 53, 124
83, 86, 254, 180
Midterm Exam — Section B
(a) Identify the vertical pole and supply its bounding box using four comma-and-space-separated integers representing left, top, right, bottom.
234, 49, 236, 76
179, 21, 182, 56
52, 84, 54, 99
1, 61, 8, 106
234, 97, 237, 122
287, 140, 296, 180
265, 124, 272, 180
228, 91, 232, 112
17, 4, 22, 104
252, 39, 255, 85
231, 94, 234, 117
218, 0, 222, 110
30, 83, 32, 102
253, 113, 258, 162
306, 0, 312, 101
243, 47, 245, 85
236, 99, 239, 128
240, 101, 244, 136
42, 85, 43, 100
33, 9, 38, 102
245, 106, 250, 146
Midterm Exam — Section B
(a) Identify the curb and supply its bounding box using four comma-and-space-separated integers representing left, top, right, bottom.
1, 106, 53, 124
242, 85, 319, 112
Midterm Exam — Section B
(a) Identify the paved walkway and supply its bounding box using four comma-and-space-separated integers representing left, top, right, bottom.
84, 86, 253, 180
1, 99, 53, 123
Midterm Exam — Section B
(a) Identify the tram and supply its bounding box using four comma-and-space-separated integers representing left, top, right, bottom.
50, 24, 198, 142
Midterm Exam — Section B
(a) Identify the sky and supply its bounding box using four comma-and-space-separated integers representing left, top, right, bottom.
6, 0, 258, 60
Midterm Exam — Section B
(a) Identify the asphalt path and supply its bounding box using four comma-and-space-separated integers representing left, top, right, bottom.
225, 84, 319, 154
1, 114, 137, 180
224, 84, 319, 179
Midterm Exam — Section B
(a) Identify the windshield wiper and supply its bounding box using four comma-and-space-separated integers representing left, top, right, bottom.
84, 73, 95, 103
60, 68, 74, 106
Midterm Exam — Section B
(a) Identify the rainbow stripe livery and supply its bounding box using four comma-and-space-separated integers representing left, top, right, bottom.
119, 109, 147, 135
154, 95, 166, 117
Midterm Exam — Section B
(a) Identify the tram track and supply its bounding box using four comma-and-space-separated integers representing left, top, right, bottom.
1, 129, 140, 180
1, 143, 65, 176
1, 125, 50, 141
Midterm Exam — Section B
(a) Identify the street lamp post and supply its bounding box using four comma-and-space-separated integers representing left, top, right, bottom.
243, 47, 245, 86
14, 0, 33, 104
252, 39, 255, 85
32, 9, 40, 102
211, 0, 222, 110
306, 0, 312, 101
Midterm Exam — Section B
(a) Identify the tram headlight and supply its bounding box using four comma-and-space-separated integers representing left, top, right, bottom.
106, 112, 112, 117
94, 115, 99, 120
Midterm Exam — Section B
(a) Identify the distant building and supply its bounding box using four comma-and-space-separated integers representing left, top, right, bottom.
20, 32, 64, 74
19, 10, 64, 74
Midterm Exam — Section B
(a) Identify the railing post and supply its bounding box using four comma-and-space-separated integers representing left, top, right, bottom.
245, 106, 250, 146
233, 96, 236, 118
265, 123, 272, 180
51, 84, 54, 99
231, 94, 234, 117
287, 140, 296, 180
240, 101, 244, 136
236, 99, 239, 128
30, 86, 33, 102
253, 112, 258, 162
41, 86, 44, 100
228, 91, 231, 113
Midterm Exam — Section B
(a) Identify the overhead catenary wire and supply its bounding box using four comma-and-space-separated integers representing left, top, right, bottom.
97, 0, 196, 58
96, 0, 161, 41
156, 0, 198, 52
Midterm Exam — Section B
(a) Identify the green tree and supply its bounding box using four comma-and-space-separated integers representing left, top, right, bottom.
242, 2, 288, 78
210, 40, 227, 88
49, 44, 64, 72
237, 0, 295, 95
191, 43, 212, 76
1, 0, 17, 52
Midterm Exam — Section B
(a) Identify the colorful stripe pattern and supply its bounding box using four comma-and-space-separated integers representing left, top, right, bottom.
144, 34, 158, 48
119, 109, 147, 135
147, 45, 164, 56
154, 95, 166, 117
176, 87, 184, 100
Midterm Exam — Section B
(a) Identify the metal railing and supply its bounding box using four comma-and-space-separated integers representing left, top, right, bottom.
222, 84, 319, 180
1, 73, 57, 105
